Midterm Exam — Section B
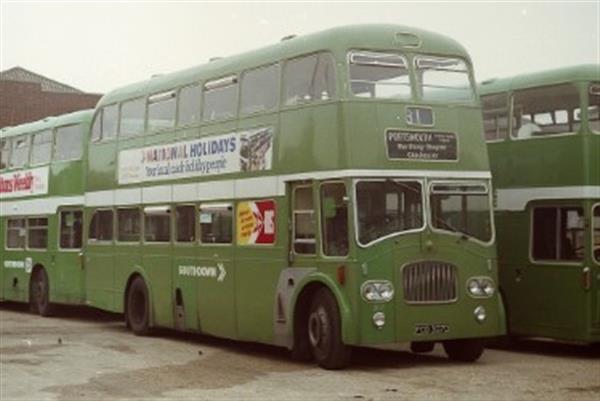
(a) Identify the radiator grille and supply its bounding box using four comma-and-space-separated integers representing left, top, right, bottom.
403, 261, 457, 303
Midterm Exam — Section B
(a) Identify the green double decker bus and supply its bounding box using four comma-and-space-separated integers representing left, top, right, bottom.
2, 25, 505, 368
481, 64, 600, 344
0, 110, 93, 315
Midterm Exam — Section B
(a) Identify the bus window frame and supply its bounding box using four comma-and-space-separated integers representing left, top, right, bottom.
119, 97, 147, 138
29, 129, 54, 166
427, 180, 495, 246
116, 206, 142, 244
588, 82, 600, 135
5, 216, 27, 250
146, 90, 177, 135
100, 103, 120, 143
282, 51, 338, 110
171, 202, 200, 247
25, 216, 49, 251
87, 208, 115, 245
354, 178, 427, 248
413, 54, 476, 105
198, 202, 234, 246
58, 208, 84, 251
202, 75, 239, 123
319, 180, 350, 259
528, 204, 585, 266
176, 82, 203, 128
346, 49, 412, 101
143, 205, 172, 245
9, 134, 30, 170
292, 184, 317, 256
592, 203, 600, 264
54, 123, 84, 163
0, 137, 11, 171
482, 93, 511, 144
240, 62, 281, 117
509, 83, 582, 141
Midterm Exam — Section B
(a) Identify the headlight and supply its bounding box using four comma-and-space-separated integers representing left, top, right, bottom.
467, 277, 495, 298
361, 280, 394, 303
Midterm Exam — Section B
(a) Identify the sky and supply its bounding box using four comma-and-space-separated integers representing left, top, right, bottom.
1, 1, 598, 94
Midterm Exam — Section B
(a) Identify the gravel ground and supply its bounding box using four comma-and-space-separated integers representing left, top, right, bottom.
1, 302, 598, 401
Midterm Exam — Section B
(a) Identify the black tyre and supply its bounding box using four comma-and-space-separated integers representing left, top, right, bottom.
30, 268, 53, 317
443, 339, 485, 362
126, 277, 151, 335
307, 288, 351, 369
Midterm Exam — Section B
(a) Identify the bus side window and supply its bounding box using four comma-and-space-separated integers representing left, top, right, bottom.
91, 109, 102, 142
203, 76, 238, 122
293, 186, 316, 254
481, 94, 509, 141
177, 84, 202, 126
117, 208, 141, 242
102, 104, 118, 141
10, 135, 29, 169
55, 125, 83, 162
532, 206, 584, 262
147, 91, 176, 132
321, 182, 349, 257
119, 97, 146, 138
27, 217, 48, 249
89, 209, 114, 242
175, 205, 196, 242
0, 138, 10, 170
31, 130, 53, 165
144, 206, 171, 242
283, 53, 336, 106
593, 204, 600, 263
6, 218, 26, 249
199, 204, 232, 244
60, 210, 83, 249
240, 63, 280, 115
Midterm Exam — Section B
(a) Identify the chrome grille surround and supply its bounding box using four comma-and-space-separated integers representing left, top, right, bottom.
402, 261, 458, 304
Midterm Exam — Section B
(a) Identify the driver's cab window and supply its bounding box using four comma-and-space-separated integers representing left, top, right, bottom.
512, 84, 580, 139
532, 206, 584, 262
593, 204, 600, 263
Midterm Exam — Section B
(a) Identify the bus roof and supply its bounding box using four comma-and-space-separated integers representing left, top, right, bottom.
0, 109, 94, 140
479, 64, 600, 95
96, 24, 471, 107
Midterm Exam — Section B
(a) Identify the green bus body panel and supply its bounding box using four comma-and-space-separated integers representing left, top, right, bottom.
481, 65, 600, 343
1, 110, 93, 306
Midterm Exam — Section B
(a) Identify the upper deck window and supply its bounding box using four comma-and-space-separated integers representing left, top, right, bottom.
10, 135, 29, 169
241, 64, 280, 115
147, 91, 176, 132
512, 84, 579, 139
1, 138, 10, 170
203, 76, 238, 122
120, 98, 146, 137
30, 130, 53, 165
177, 84, 202, 126
415, 56, 473, 102
482, 94, 510, 141
283, 53, 336, 106
348, 51, 410, 99
54, 125, 82, 161
92, 104, 119, 142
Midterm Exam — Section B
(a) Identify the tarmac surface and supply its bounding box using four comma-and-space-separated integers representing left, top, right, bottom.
1, 302, 599, 401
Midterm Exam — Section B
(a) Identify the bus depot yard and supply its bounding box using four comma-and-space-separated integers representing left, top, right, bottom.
1, 303, 598, 401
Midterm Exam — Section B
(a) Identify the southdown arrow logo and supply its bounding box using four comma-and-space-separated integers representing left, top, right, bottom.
217, 263, 227, 282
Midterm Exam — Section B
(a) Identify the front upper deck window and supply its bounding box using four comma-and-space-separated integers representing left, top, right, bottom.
356, 180, 423, 246
430, 183, 492, 243
54, 125, 82, 161
415, 56, 473, 102
348, 51, 411, 99
203, 76, 238, 122
512, 84, 580, 139
283, 53, 336, 106
120, 98, 146, 137
102, 104, 118, 140
10, 135, 29, 169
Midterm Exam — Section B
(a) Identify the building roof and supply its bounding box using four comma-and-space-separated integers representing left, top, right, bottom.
0, 66, 83, 94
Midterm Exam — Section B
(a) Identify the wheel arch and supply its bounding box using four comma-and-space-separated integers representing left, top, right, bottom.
123, 266, 155, 328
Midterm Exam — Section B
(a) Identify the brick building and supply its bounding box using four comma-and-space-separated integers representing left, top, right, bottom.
0, 67, 102, 128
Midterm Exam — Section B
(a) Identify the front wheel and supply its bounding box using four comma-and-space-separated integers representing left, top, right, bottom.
30, 268, 53, 317
308, 288, 351, 369
443, 339, 485, 362
126, 277, 151, 335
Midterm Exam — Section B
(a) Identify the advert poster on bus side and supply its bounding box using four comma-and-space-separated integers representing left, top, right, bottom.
0, 166, 49, 199
118, 127, 274, 184
237, 200, 276, 245
386, 129, 458, 161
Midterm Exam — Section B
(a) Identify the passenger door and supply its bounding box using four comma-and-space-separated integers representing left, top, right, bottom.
55, 209, 85, 303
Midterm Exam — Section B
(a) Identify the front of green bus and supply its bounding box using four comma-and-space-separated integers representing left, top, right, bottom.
336, 26, 505, 361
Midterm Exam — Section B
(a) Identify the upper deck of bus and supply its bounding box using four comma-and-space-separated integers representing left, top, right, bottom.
88, 24, 489, 193
0, 110, 93, 215
479, 64, 600, 198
